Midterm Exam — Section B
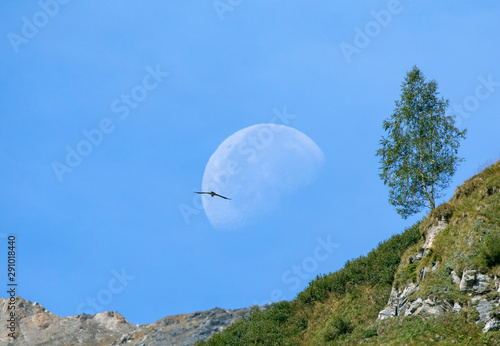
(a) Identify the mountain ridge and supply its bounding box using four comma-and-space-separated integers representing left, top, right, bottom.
0, 296, 272, 345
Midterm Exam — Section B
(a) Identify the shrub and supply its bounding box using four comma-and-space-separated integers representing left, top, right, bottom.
362, 327, 378, 338
482, 232, 500, 267
430, 203, 455, 222
324, 316, 354, 341
454, 178, 483, 199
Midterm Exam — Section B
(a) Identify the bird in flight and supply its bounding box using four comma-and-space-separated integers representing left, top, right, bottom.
194, 191, 231, 200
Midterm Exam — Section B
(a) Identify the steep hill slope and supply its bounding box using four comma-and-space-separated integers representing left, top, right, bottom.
200, 160, 500, 345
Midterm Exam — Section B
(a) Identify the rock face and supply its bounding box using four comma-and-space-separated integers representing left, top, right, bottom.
422, 220, 447, 256
377, 214, 500, 333
459, 270, 492, 295
110, 306, 271, 346
0, 297, 136, 345
377, 283, 419, 320
0, 297, 270, 346
404, 297, 453, 318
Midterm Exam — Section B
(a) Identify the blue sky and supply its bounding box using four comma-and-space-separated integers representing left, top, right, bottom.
1, 1, 499, 325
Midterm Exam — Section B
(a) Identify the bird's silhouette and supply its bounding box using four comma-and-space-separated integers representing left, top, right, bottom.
194, 191, 231, 200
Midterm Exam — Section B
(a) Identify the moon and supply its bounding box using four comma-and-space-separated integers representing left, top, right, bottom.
201, 124, 325, 229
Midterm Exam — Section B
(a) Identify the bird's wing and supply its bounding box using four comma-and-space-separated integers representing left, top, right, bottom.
214, 193, 231, 200
194, 191, 210, 195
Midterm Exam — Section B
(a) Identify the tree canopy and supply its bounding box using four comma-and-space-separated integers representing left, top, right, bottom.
376, 66, 467, 218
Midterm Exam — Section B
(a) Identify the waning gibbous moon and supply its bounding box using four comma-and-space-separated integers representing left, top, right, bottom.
200, 124, 325, 230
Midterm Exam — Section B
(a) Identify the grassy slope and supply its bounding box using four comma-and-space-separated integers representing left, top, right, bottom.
199, 161, 500, 345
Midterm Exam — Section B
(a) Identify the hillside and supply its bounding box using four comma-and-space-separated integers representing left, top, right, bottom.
199, 160, 500, 345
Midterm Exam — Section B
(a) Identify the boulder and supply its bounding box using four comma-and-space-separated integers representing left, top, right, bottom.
474, 274, 492, 294
483, 319, 500, 333
404, 298, 453, 318
420, 267, 430, 280
377, 284, 419, 320
452, 302, 462, 314
422, 220, 447, 256
377, 288, 398, 320
476, 299, 494, 324
431, 262, 438, 272
451, 270, 461, 285
460, 270, 477, 293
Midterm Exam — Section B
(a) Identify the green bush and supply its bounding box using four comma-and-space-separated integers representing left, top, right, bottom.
324, 316, 354, 341
297, 223, 421, 306
362, 326, 378, 338
482, 232, 500, 267
430, 203, 455, 222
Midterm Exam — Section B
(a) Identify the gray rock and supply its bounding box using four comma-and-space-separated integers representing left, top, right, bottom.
377, 287, 398, 320
472, 296, 483, 305
422, 220, 447, 256
404, 298, 422, 316
460, 271, 493, 295
409, 249, 424, 263
476, 299, 494, 324
474, 274, 492, 294
404, 298, 453, 318
377, 283, 419, 320
451, 270, 461, 285
484, 319, 500, 333
420, 267, 430, 280
460, 270, 477, 293
0, 297, 271, 346
431, 262, 438, 272
452, 301, 462, 313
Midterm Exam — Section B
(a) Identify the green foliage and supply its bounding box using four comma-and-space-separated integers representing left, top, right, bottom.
361, 326, 378, 338
324, 316, 354, 341
430, 202, 455, 222
481, 232, 500, 267
376, 65, 466, 218
296, 222, 421, 305
198, 302, 297, 346
199, 223, 421, 345
403, 262, 418, 282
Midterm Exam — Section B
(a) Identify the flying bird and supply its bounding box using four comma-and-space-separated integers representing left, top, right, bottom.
194, 191, 231, 200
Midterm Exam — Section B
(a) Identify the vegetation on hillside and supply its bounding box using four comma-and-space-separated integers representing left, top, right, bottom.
199, 223, 421, 345
199, 160, 500, 345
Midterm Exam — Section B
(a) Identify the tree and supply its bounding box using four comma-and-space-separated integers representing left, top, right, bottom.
376, 66, 467, 219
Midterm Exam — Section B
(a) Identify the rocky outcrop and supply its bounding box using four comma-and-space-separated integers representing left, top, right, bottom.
0, 297, 271, 346
451, 270, 461, 285
484, 319, 500, 333
377, 283, 419, 320
0, 297, 137, 345
404, 297, 453, 318
110, 305, 272, 346
459, 270, 492, 295
422, 220, 447, 256
471, 296, 500, 333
